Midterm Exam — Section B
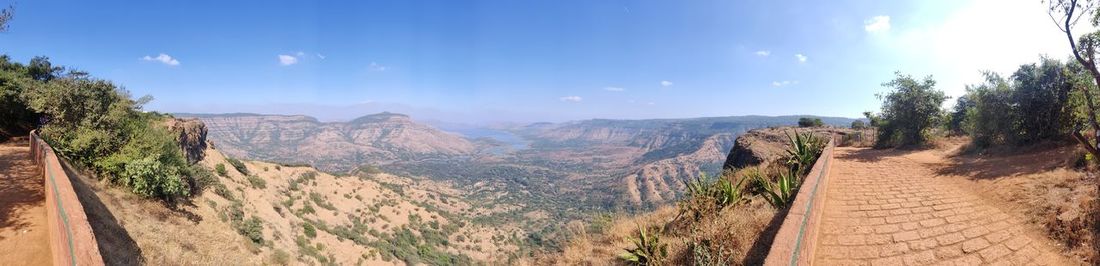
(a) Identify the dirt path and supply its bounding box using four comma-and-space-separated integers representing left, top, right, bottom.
0, 140, 51, 265
812, 147, 1073, 265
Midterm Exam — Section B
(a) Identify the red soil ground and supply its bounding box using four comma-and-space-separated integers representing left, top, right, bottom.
0, 139, 51, 265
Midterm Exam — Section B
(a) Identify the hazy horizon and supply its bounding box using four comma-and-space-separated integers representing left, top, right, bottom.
3, 0, 1083, 122
171, 101, 865, 124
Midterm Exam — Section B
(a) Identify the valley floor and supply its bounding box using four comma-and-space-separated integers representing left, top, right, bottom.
0, 140, 51, 266
816, 146, 1074, 265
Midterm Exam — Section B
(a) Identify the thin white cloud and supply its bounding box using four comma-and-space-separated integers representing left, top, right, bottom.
755, 50, 771, 57
368, 62, 387, 71
864, 16, 891, 33
559, 96, 583, 102
660, 80, 673, 87
795, 54, 808, 63
140, 53, 180, 66
278, 54, 298, 66
772, 80, 800, 87
603, 86, 625, 92
316, 53, 326, 60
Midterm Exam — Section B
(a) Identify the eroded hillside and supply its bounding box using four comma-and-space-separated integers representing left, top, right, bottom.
184, 112, 476, 172
79, 140, 525, 265
186, 113, 854, 211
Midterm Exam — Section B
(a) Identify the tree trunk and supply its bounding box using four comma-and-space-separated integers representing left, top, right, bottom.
1061, 1, 1100, 160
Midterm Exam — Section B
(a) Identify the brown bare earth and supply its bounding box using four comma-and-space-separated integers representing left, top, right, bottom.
815, 146, 1080, 265
0, 139, 51, 266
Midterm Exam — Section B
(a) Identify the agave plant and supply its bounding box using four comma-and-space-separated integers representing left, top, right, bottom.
751, 168, 800, 208
682, 173, 712, 199
681, 172, 745, 208
712, 176, 745, 207
618, 226, 668, 265
785, 130, 825, 174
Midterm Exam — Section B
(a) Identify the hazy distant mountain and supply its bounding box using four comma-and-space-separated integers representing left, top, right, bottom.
180, 112, 855, 214
176, 112, 476, 172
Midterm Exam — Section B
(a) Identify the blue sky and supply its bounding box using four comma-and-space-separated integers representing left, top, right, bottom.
0, 0, 1081, 123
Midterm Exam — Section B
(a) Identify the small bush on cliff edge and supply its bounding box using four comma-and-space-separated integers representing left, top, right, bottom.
226, 157, 249, 175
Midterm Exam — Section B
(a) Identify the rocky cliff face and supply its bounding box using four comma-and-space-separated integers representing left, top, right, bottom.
721, 127, 848, 171
165, 118, 208, 164
722, 128, 790, 170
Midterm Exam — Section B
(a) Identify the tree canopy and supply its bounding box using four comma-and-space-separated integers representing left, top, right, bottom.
0, 55, 199, 200
797, 117, 824, 127
874, 72, 948, 147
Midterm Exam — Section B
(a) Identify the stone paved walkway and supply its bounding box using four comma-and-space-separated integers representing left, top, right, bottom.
813, 147, 1073, 265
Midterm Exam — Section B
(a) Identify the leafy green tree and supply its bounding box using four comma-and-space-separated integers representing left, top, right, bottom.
850, 120, 866, 129
960, 73, 1015, 146
1050, 0, 1100, 158
874, 72, 948, 147
1010, 58, 1074, 143
0, 56, 39, 139
948, 95, 973, 134
797, 117, 823, 127
27, 56, 64, 81
953, 59, 1076, 148
1, 55, 192, 201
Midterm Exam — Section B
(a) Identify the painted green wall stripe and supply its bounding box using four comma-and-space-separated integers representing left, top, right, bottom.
788, 141, 832, 265
45, 152, 78, 266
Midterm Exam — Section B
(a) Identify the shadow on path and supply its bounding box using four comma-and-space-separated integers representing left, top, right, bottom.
0, 139, 43, 241
833, 147, 920, 163
934, 145, 1074, 180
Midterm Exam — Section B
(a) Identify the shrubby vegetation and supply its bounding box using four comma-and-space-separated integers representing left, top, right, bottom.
226, 157, 250, 175
871, 72, 948, 147
247, 175, 267, 189
850, 120, 865, 129
872, 58, 1085, 150
797, 117, 823, 127
215, 163, 228, 177
951, 58, 1078, 148
0, 55, 199, 201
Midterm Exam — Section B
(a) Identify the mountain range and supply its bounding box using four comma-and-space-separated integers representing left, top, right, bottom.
176, 112, 855, 220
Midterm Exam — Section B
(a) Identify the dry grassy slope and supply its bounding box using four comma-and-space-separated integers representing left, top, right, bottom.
79, 144, 522, 265
196, 146, 521, 264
